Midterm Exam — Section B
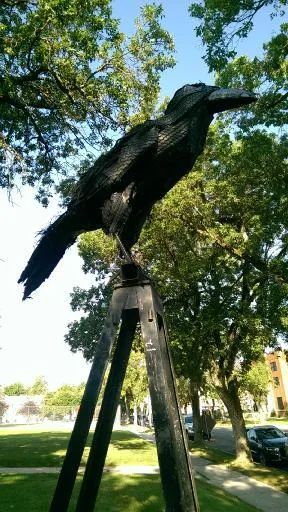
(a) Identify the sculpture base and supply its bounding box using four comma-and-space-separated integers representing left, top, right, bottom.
50, 264, 199, 512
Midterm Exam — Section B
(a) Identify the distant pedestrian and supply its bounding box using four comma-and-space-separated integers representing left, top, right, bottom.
201, 410, 216, 441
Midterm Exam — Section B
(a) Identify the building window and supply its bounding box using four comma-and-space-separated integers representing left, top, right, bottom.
270, 361, 277, 372
273, 376, 280, 387
277, 396, 284, 411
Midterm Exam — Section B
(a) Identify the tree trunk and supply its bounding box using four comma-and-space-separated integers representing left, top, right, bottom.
218, 379, 251, 462
133, 404, 138, 426
124, 395, 130, 424
190, 381, 202, 442
146, 395, 153, 427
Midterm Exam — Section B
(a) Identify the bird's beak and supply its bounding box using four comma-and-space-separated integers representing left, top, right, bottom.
207, 87, 257, 113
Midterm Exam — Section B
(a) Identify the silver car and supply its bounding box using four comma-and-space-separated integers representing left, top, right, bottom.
183, 414, 194, 439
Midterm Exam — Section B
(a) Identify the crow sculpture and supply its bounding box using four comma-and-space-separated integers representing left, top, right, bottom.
19, 83, 256, 298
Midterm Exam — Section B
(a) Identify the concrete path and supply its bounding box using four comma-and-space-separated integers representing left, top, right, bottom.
191, 455, 288, 512
0, 465, 159, 475
0, 467, 61, 474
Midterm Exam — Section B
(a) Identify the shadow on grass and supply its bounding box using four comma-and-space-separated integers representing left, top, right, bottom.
0, 472, 258, 512
0, 473, 164, 512
0, 431, 71, 467
189, 441, 234, 465
0, 429, 157, 468
110, 430, 152, 451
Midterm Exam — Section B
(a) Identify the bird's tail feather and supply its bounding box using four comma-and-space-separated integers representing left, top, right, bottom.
18, 212, 80, 299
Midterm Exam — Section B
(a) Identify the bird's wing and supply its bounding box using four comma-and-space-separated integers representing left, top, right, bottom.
18, 121, 159, 299
71, 120, 160, 206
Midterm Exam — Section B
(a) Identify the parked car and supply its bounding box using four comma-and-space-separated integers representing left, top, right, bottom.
246, 425, 288, 465
182, 414, 211, 440
183, 414, 194, 439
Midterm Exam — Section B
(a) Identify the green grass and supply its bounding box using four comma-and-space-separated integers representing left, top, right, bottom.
0, 473, 259, 511
0, 429, 158, 468
0, 427, 261, 510
190, 443, 235, 465
263, 418, 288, 425
190, 442, 288, 494
218, 418, 288, 427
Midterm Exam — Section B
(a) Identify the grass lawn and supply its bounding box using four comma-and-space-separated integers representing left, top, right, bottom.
218, 418, 288, 427
0, 427, 261, 510
191, 442, 288, 494
0, 473, 259, 511
0, 428, 158, 467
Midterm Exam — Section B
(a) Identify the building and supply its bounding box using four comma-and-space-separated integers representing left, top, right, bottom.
266, 351, 288, 416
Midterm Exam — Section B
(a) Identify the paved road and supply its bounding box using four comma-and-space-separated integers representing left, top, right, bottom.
210, 423, 288, 454
209, 425, 235, 453
209, 423, 288, 471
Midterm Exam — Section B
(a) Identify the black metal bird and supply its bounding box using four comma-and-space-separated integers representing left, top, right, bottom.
19, 83, 256, 298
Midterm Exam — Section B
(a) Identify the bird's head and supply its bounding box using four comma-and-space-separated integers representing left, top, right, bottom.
165, 83, 257, 116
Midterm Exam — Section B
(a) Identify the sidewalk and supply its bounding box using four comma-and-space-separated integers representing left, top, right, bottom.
131, 426, 288, 512
191, 455, 288, 512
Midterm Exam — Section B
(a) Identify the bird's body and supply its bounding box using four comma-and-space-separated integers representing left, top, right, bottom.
19, 83, 256, 298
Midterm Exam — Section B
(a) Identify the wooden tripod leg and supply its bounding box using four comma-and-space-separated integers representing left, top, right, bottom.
49, 295, 123, 512
138, 285, 199, 512
75, 308, 138, 512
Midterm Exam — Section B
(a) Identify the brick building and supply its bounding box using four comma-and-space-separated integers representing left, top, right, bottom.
266, 351, 288, 416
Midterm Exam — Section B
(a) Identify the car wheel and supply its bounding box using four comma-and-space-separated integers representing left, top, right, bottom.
259, 452, 267, 466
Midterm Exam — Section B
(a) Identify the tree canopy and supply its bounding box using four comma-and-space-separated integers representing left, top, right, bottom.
240, 358, 272, 410
189, 0, 287, 131
65, 120, 288, 458
44, 383, 85, 407
0, 0, 175, 202
4, 381, 27, 395
28, 375, 48, 395
121, 347, 148, 409
63, 1, 287, 459
189, 0, 287, 71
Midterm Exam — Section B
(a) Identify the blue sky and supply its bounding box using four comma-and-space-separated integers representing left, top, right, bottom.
0, 1, 281, 390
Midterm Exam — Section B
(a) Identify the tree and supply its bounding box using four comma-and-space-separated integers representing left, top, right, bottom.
240, 358, 272, 412
45, 383, 85, 407
65, 119, 288, 459
28, 375, 48, 395
137, 126, 287, 459
66, 280, 113, 361
64, 2, 287, 459
189, 1, 287, 131
4, 381, 27, 395
0, 394, 8, 418
185, 2, 287, 457
44, 383, 85, 418
18, 399, 41, 418
0, 1, 175, 201
176, 376, 192, 412
189, 1, 287, 71
121, 346, 148, 425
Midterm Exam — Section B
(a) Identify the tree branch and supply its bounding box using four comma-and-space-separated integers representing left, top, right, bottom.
196, 226, 288, 284
8, 67, 49, 84
266, 91, 288, 110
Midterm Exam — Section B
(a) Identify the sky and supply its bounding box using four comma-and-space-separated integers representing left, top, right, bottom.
0, 1, 281, 390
